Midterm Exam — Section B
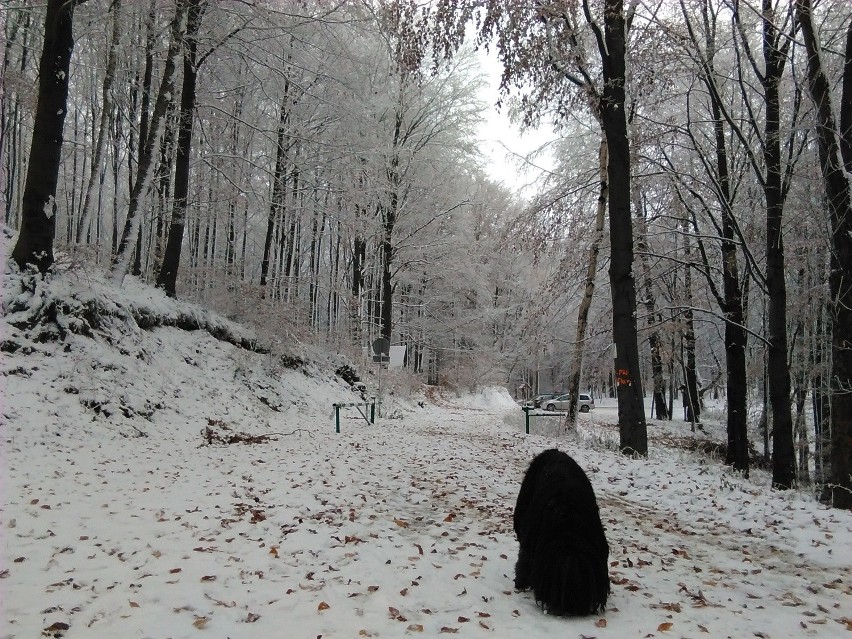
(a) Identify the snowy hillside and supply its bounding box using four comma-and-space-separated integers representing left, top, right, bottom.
2, 237, 851, 638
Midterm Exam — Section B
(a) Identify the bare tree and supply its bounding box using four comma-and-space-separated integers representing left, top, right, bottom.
795, 0, 852, 509
11, 0, 87, 273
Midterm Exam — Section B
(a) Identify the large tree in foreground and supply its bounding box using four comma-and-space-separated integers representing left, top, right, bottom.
391, 0, 648, 455
11, 0, 87, 273
795, 0, 852, 510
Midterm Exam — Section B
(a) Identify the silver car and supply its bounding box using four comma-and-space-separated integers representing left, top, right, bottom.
542, 393, 595, 413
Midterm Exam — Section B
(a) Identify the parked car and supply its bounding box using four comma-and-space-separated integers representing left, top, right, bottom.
542, 393, 595, 413
532, 393, 560, 408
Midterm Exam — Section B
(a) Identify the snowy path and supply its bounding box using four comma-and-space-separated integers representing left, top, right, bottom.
4, 391, 851, 639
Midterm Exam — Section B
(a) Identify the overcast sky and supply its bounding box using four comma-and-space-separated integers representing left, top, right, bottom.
475, 49, 555, 197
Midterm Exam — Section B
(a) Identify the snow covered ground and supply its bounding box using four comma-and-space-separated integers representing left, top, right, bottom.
2, 246, 851, 638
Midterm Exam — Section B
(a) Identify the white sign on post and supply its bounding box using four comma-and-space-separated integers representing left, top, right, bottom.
388, 345, 406, 369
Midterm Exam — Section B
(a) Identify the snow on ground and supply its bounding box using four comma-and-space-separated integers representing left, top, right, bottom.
2, 248, 851, 638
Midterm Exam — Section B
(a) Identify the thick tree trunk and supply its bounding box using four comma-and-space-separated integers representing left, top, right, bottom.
157, 0, 205, 298
797, 0, 852, 509
11, 0, 78, 273
762, 6, 795, 489
599, 0, 647, 455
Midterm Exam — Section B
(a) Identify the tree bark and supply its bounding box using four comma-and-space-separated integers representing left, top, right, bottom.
75, 0, 121, 245
565, 138, 607, 428
796, 0, 852, 509
681, 219, 700, 427
11, 0, 79, 273
759, 0, 796, 489
598, 0, 647, 455
157, 0, 206, 297
110, 0, 187, 283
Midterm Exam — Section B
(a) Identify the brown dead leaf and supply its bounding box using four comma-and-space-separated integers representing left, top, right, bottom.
400, 588, 409, 596
200, 575, 216, 582
169, 568, 182, 574
42, 621, 70, 637
394, 518, 409, 528
245, 612, 260, 623
444, 513, 456, 522
368, 585, 379, 592
129, 601, 140, 608
440, 627, 459, 634
457, 616, 470, 623
595, 618, 607, 628
658, 622, 673, 632
407, 624, 424, 632
269, 546, 279, 558
192, 616, 209, 629
651, 602, 682, 613
317, 601, 330, 611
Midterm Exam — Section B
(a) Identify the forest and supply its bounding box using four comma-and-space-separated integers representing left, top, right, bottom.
3, 0, 852, 510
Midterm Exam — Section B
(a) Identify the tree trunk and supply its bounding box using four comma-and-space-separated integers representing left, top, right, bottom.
761, 3, 795, 489
681, 221, 700, 427
796, 0, 852, 509
707, 76, 750, 475
157, 0, 205, 297
260, 97, 288, 292
110, 0, 187, 283
75, 0, 121, 244
565, 138, 607, 428
11, 0, 78, 273
635, 185, 668, 421
599, 0, 647, 455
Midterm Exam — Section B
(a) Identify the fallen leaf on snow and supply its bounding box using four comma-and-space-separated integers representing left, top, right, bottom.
42, 621, 70, 638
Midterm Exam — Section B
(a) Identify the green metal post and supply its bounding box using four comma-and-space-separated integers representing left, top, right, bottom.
370, 400, 375, 424
523, 406, 530, 434
335, 404, 340, 433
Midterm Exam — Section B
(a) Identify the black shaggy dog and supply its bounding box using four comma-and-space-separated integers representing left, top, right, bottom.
513, 449, 610, 616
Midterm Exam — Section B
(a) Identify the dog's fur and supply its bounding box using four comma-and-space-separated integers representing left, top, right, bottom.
513, 449, 610, 616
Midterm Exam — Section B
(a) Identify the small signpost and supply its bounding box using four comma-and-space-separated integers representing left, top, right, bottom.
521, 405, 565, 434
372, 338, 390, 418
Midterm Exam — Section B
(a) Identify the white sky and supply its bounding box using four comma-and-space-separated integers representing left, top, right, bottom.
475, 49, 555, 197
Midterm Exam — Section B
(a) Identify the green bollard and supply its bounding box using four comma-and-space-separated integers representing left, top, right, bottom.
335, 404, 340, 433
523, 405, 530, 434
370, 400, 375, 424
